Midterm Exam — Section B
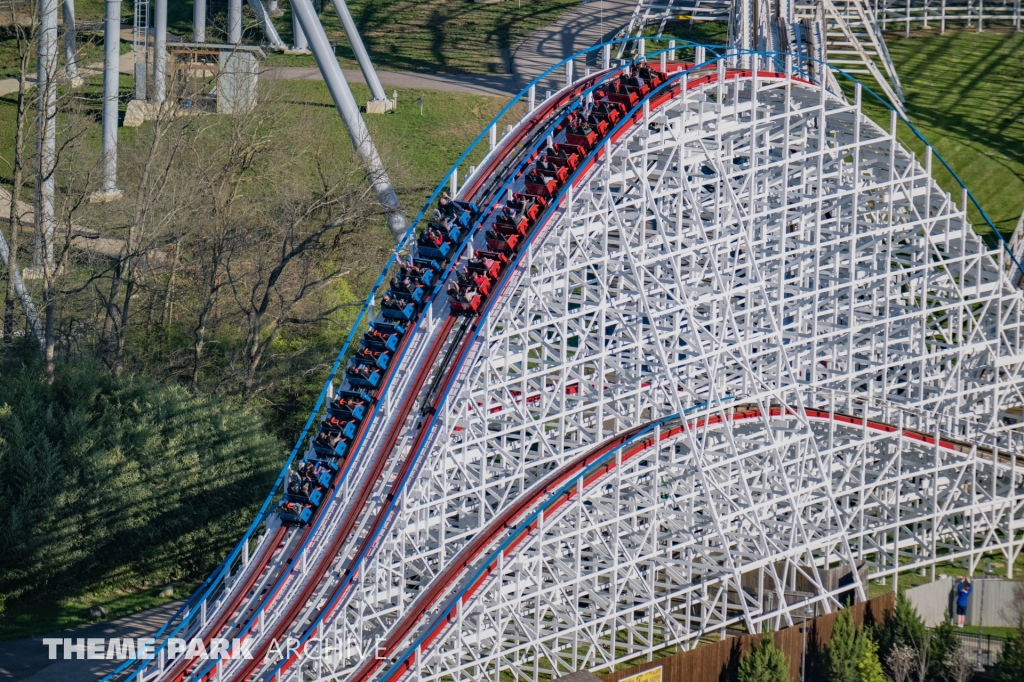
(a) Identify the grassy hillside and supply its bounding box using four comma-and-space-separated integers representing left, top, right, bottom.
864, 30, 1024, 239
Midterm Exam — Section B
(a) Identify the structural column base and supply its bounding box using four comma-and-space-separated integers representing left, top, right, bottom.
365, 98, 395, 114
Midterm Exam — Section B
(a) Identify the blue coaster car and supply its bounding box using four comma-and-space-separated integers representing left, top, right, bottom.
430, 220, 462, 244
413, 259, 441, 286
312, 430, 349, 458
303, 455, 340, 473
417, 240, 450, 262
346, 359, 382, 388
309, 489, 323, 507
363, 324, 401, 352
390, 277, 427, 305
381, 301, 415, 321
330, 389, 372, 421
280, 501, 313, 525
318, 471, 332, 488
321, 416, 357, 439
357, 345, 390, 370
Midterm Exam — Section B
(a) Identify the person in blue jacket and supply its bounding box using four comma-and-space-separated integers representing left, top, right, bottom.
955, 576, 972, 627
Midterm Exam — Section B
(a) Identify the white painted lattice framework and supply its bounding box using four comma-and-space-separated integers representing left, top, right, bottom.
299, 68, 1024, 682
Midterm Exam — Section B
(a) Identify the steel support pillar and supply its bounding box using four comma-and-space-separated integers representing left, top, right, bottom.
248, 0, 285, 48
291, 0, 408, 242
97, 0, 122, 200
62, 0, 79, 82
153, 0, 166, 103
292, 8, 309, 51
228, 0, 242, 44
193, 0, 206, 42
36, 0, 58, 269
331, 0, 387, 102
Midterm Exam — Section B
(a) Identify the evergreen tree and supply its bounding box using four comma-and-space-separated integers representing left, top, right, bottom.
738, 631, 791, 682
876, 592, 927, 661
0, 360, 284, 612
857, 636, 888, 682
825, 609, 867, 682
928, 617, 959, 681
992, 629, 1024, 682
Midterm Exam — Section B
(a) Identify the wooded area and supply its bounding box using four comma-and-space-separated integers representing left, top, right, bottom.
0, 0, 399, 617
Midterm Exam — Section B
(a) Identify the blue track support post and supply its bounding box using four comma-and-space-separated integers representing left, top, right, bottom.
291, 0, 408, 242
331, 0, 387, 103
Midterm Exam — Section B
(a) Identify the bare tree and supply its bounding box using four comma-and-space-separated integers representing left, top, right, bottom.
887, 644, 916, 682
910, 628, 931, 682
945, 645, 975, 682
0, 0, 44, 347
224, 165, 373, 395
97, 95, 197, 378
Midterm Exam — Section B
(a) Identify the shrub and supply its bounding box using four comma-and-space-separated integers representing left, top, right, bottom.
857, 636, 887, 682
992, 629, 1024, 682
0, 360, 284, 613
737, 631, 790, 682
875, 592, 927, 661
825, 609, 867, 682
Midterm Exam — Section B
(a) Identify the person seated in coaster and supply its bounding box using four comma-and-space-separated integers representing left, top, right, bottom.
381, 294, 405, 311
536, 159, 559, 175
422, 227, 445, 247
526, 170, 549, 186
447, 280, 462, 300
399, 258, 424, 279
568, 121, 591, 137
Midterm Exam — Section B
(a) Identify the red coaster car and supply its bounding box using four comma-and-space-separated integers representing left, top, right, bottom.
470, 251, 509, 279
486, 230, 519, 253
495, 213, 529, 233
565, 129, 598, 149
524, 175, 558, 198
450, 290, 483, 316
507, 197, 540, 221
537, 164, 568, 184
513, 193, 548, 210
607, 90, 638, 108
494, 220, 526, 237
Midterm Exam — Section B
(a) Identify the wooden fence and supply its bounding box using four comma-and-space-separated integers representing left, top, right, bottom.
600, 592, 896, 682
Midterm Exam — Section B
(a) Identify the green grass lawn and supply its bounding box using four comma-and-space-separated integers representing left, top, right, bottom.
856, 29, 1024, 240
270, 0, 583, 75
0, 584, 197, 641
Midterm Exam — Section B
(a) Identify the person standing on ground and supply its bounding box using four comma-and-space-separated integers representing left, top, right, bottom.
956, 576, 972, 627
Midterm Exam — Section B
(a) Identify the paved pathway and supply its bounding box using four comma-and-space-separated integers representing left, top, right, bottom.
0, 600, 185, 682
261, 66, 519, 98
510, 0, 637, 94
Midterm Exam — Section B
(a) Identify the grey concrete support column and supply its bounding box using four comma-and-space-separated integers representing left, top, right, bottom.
62, 0, 79, 81
330, 0, 386, 102
248, 0, 285, 47
228, 0, 242, 43
194, 0, 206, 42
291, 0, 407, 242
36, 0, 58, 268
98, 0, 122, 198
153, 0, 166, 102
292, 7, 308, 50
